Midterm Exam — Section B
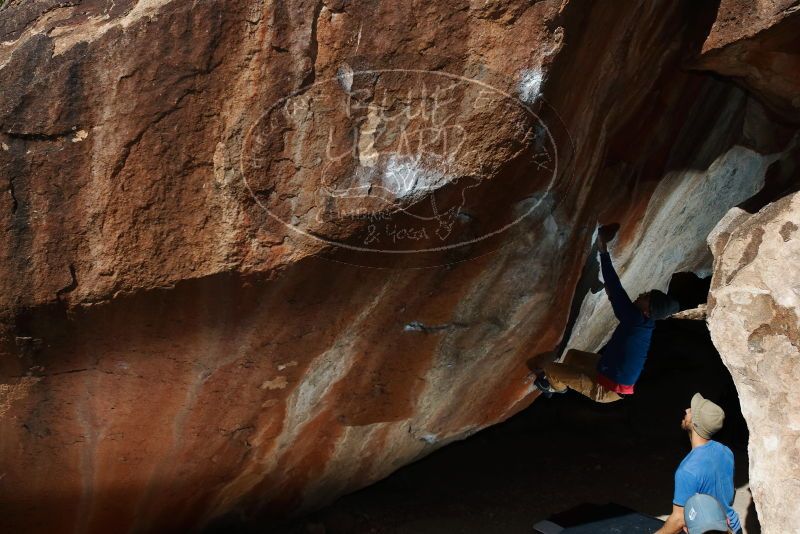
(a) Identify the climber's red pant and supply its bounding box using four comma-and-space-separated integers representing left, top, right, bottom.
543, 349, 623, 403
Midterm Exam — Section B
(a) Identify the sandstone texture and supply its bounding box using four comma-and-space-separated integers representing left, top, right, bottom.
692, 0, 800, 121
0, 0, 798, 532
707, 193, 800, 534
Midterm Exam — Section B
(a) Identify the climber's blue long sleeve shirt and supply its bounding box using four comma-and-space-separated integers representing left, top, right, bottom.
596, 252, 655, 390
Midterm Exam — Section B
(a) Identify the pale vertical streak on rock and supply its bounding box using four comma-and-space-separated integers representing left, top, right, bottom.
302, 420, 438, 510
205, 271, 400, 520
75, 374, 103, 534
300, 423, 390, 509
131, 298, 251, 532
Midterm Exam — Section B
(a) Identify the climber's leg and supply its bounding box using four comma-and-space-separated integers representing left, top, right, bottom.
588, 382, 623, 403
543, 349, 622, 403
541, 360, 588, 394
545, 348, 599, 393
561, 348, 600, 368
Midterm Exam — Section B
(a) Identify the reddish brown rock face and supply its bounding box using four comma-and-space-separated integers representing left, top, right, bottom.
693, 0, 800, 121
0, 1, 798, 532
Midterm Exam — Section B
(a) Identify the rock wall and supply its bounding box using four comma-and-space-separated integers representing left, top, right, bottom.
0, 0, 797, 532
707, 194, 800, 534
692, 0, 800, 122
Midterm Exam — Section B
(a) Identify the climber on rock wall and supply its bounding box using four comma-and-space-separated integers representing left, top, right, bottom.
655, 394, 742, 534
533, 223, 679, 402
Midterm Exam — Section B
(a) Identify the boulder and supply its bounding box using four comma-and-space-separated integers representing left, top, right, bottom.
0, 0, 797, 531
707, 193, 800, 534
692, 0, 800, 122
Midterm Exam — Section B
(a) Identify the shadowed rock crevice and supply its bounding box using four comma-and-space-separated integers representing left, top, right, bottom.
3, 128, 81, 141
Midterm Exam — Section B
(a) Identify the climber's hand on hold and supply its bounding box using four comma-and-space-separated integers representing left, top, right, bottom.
597, 223, 620, 253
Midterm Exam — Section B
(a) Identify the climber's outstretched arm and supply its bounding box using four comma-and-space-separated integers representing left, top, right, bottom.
597, 232, 639, 323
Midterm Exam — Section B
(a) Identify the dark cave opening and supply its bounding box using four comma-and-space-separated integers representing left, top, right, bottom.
208, 272, 758, 534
